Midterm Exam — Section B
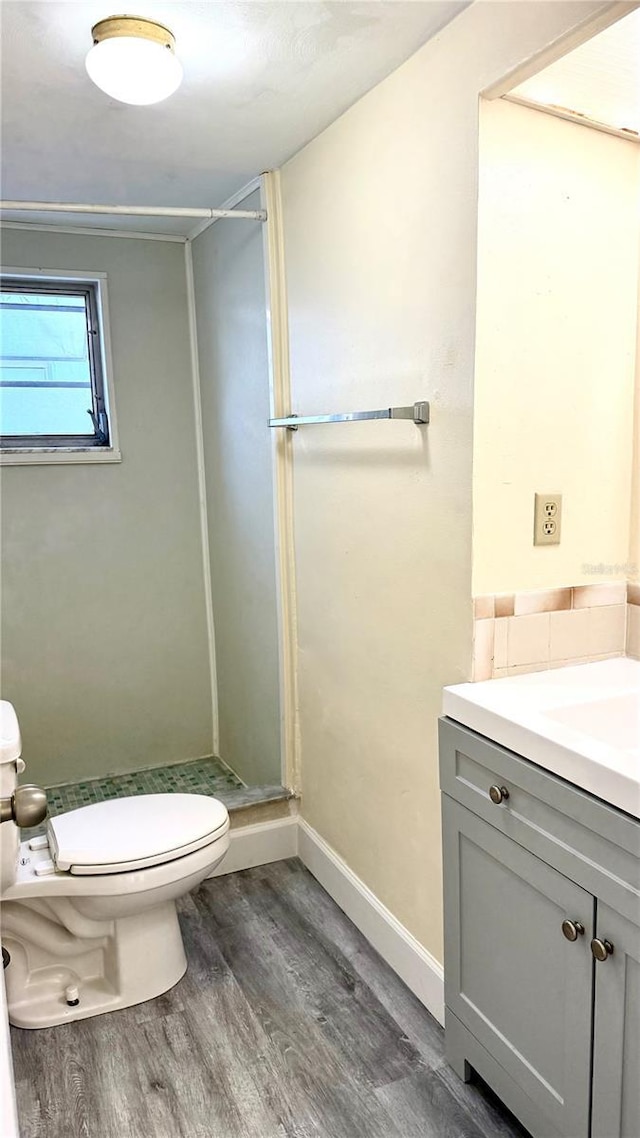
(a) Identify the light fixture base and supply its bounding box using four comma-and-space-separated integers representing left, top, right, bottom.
91, 15, 175, 51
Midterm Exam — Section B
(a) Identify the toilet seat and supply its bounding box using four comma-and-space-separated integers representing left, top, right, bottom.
46, 793, 229, 875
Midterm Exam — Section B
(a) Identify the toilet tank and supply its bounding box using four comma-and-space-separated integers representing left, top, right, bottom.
0, 702, 21, 760
0, 702, 21, 792
0, 701, 22, 894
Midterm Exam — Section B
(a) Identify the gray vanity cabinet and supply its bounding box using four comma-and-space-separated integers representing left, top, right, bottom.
439, 717, 640, 1138
591, 903, 640, 1138
443, 796, 593, 1138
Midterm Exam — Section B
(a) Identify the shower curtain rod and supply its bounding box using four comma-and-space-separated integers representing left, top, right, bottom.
0, 201, 267, 222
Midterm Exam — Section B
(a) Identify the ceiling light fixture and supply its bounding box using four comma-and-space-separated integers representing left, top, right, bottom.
86, 15, 183, 106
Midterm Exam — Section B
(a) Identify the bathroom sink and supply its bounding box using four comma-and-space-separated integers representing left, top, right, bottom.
543, 692, 639, 752
443, 658, 640, 818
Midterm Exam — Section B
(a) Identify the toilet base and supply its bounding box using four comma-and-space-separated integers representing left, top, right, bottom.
4, 900, 187, 1029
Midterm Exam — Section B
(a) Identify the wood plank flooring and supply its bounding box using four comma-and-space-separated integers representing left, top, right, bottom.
10, 859, 529, 1138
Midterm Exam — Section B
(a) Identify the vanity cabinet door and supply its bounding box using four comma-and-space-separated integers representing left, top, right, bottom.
591, 903, 640, 1138
443, 796, 594, 1138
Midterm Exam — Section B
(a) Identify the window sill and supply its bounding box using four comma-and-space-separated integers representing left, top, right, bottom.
0, 447, 122, 466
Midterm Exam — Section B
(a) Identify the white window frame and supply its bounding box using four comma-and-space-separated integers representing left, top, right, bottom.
0, 267, 121, 465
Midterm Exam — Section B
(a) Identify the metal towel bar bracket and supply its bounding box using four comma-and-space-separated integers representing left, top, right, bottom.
269, 401, 430, 430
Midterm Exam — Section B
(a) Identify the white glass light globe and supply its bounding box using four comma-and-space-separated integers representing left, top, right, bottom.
86, 36, 183, 105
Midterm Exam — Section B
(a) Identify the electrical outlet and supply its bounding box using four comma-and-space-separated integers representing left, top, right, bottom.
534, 493, 562, 546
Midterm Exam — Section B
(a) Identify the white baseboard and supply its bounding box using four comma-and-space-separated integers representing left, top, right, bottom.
206, 815, 298, 878
298, 818, 444, 1025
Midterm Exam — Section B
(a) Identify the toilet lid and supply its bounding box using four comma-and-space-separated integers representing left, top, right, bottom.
47, 794, 229, 875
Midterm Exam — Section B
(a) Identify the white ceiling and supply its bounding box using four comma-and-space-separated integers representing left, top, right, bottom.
1, 0, 468, 223
509, 7, 640, 137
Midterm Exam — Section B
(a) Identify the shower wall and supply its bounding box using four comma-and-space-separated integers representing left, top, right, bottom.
191, 191, 282, 786
0, 228, 213, 786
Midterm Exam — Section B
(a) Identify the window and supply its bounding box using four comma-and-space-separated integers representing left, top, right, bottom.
0, 273, 118, 460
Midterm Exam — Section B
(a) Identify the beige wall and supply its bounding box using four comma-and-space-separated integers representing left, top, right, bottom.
191, 192, 281, 785
281, 0, 610, 962
473, 99, 639, 596
1, 229, 213, 786
631, 245, 640, 583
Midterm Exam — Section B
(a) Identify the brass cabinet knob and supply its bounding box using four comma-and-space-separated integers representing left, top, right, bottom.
562, 919, 585, 942
591, 938, 614, 962
489, 785, 509, 805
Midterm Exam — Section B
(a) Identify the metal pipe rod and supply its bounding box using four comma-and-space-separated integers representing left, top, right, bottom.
269, 401, 429, 430
0, 201, 266, 221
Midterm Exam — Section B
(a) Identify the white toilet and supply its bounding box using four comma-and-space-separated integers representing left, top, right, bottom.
0, 700, 230, 1029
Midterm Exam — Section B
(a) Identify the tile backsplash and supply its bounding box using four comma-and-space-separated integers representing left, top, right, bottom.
628, 583, 640, 659
473, 582, 638, 680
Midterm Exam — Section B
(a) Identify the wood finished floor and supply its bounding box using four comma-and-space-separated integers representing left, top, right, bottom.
10, 859, 529, 1138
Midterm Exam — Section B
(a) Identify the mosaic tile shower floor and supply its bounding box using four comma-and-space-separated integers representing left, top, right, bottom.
21, 758, 290, 841
45, 756, 245, 817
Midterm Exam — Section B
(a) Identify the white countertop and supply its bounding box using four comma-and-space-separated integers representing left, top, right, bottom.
443, 658, 640, 819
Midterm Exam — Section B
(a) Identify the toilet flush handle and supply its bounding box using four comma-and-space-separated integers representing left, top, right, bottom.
0, 785, 48, 828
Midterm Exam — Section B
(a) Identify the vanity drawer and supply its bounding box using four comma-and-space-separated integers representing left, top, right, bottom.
439, 717, 640, 923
